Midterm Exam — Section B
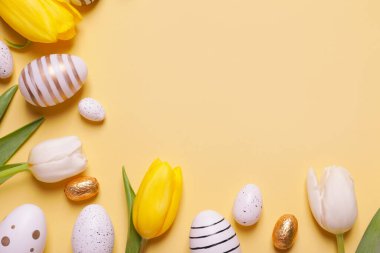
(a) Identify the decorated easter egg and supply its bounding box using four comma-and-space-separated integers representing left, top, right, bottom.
70, 0, 97, 6
0, 41, 13, 79
190, 210, 241, 253
18, 54, 87, 107
0, 204, 47, 253
72, 204, 114, 253
233, 184, 263, 226
272, 214, 298, 250
78, 98, 106, 122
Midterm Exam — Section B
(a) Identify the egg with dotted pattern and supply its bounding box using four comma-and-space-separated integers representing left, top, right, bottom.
18, 54, 87, 107
78, 98, 105, 122
0, 204, 47, 253
70, 0, 97, 6
72, 204, 114, 253
189, 210, 241, 253
0, 40, 13, 79
232, 184, 263, 226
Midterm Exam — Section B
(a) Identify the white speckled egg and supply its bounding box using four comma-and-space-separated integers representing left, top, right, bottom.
0, 41, 13, 79
78, 98, 105, 122
18, 54, 87, 107
0, 204, 47, 253
70, 0, 97, 6
72, 204, 114, 253
233, 184, 263, 226
190, 210, 241, 253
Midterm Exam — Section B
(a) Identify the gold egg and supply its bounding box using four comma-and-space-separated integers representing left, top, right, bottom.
272, 214, 298, 250
64, 176, 99, 201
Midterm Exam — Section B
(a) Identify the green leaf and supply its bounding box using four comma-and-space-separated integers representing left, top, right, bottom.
0, 163, 24, 172
0, 117, 44, 165
123, 167, 143, 253
5, 38, 32, 50
0, 85, 18, 123
356, 209, 380, 253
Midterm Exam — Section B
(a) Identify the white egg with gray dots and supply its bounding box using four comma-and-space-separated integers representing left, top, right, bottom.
232, 184, 263, 226
0, 204, 47, 253
0, 40, 13, 79
72, 204, 114, 253
78, 97, 105, 122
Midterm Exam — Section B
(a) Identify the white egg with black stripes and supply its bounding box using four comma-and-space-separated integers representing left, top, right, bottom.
189, 210, 241, 253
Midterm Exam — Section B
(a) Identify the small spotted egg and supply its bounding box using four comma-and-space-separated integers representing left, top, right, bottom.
0, 41, 14, 79
72, 204, 114, 253
70, 0, 97, 6
78, 98, 105, 122
232, 184, 263, 226
0, 204, 47, 253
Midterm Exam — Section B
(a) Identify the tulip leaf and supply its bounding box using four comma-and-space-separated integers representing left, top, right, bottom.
0, 117, 44, 165
5, 38, 32, 50
356, 209, 380, 253
0, 85, 18, 123
123, 167, 143, 253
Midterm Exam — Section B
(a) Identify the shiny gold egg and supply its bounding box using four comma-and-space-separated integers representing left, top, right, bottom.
272, 214, 298, 250
64, 176, 99, 201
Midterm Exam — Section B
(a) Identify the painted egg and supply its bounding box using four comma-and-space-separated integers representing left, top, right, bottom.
72, 204, 114, 253
0, 204, 47, 253
0, 41, 13, 79
70, 0, 97, 6
272, 214, 298, 250
18, 54, 87, 107
190, 210, 241, 253
232, 184, 263, 226
78, 98, 106, 122
65, 176, 99, 201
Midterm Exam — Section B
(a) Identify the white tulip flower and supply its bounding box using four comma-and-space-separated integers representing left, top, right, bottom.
307, 166, 358, 253
28, 136, 87, 183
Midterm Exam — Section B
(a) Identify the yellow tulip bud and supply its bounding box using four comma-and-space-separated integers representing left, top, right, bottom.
0, 0, 81, 43
133, 159, 183, 239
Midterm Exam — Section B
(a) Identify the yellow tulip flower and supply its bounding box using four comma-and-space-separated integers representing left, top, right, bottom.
133, 159, 183, 239
0, 0, 81, 43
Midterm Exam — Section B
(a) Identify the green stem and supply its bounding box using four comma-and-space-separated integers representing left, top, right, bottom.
336, 234, 345, 253
0, 163, 29, 184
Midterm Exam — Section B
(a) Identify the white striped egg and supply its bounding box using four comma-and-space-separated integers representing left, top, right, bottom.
18, 54, 87, 107
0, 40, 13, 79
70, 0, 97, 6
190, 210, 241, 253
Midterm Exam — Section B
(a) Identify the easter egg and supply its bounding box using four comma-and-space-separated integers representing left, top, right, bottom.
232, 184, 263, 226
70, 0, 97, 6
190, 210, 241, 253
72, 204, 114, 253
65, 176, 99, 202
78, 98, 106, 122
18, 54, 87, 107
272, 214, 298, 250
0, 204, 47, 253
0, 41, 13, 79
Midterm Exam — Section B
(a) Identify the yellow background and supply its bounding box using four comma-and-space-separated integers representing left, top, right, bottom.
1, 0, 380, 252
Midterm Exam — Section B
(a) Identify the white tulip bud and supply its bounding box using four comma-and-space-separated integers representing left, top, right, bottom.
307, 166, 358, 235
28, 136, 87, 183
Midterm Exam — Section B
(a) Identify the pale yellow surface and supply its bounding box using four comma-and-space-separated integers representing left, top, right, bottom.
1, 0, 380, 252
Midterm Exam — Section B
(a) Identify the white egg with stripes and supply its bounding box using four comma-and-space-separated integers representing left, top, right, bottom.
18, 54, 87, 107
190, 210, 241, 253
70, 0, 97, 6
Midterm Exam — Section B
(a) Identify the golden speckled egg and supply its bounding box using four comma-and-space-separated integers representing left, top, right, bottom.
64, 176, 99, 201
272, 214, 298, 250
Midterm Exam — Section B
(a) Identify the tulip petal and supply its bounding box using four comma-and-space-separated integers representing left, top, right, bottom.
30, 152, 86, 183
157, 167, 183, 237
28, 136, 82, 165
307, 168, 323, 227
133, 160, 175, 239
321, 166, 358, 234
